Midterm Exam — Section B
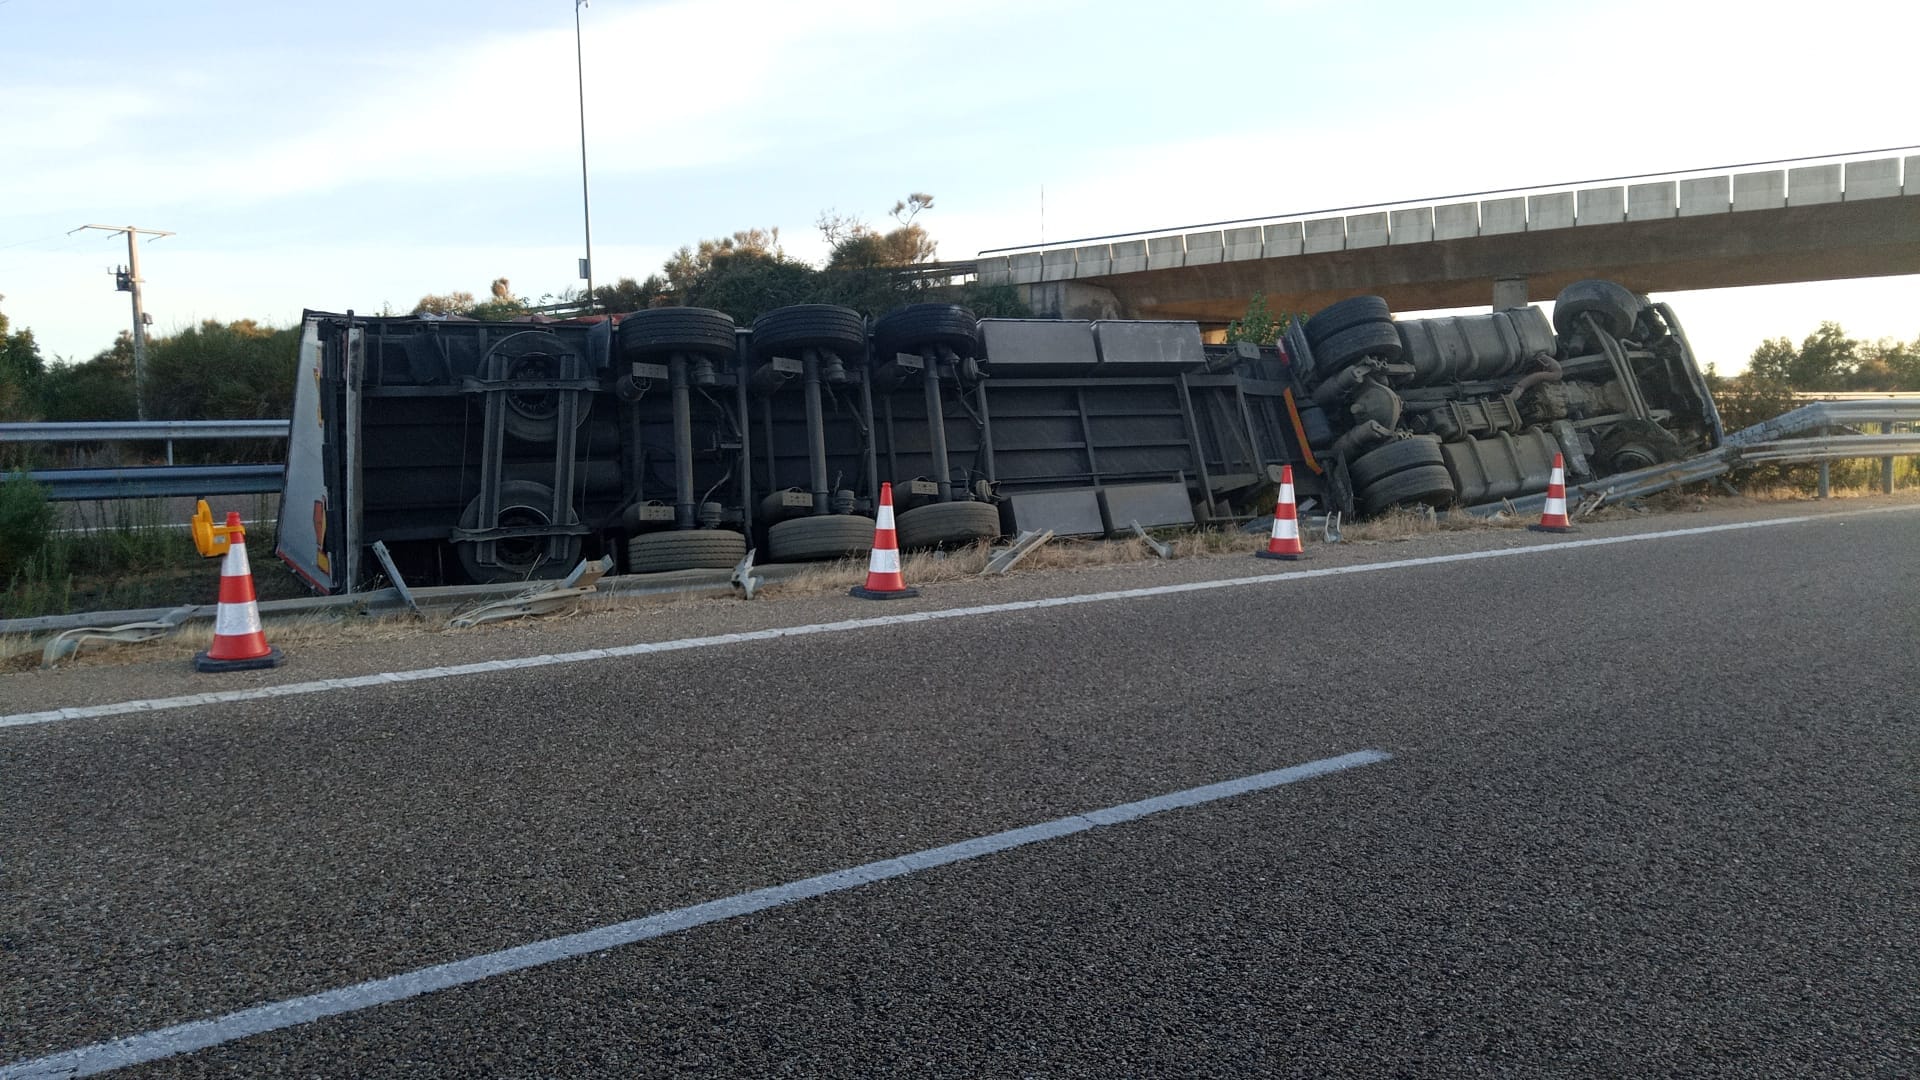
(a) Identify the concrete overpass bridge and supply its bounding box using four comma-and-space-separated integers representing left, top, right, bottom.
971, 149, 1920, 326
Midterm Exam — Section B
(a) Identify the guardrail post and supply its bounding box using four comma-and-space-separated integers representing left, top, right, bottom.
1817, 425, 1830, 498
1885, 420, 1896, 494
166, 438, 175, 466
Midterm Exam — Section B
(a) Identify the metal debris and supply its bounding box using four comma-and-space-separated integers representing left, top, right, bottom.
731, 549, 763, 600
371, 541, 420, 615
1130, 521, 1174, 559
982, 529, 1054, 576
448, 557, 613, 628
41, 606, 197, 668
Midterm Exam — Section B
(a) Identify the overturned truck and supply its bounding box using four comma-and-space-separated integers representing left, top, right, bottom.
275, 280, 1723, 592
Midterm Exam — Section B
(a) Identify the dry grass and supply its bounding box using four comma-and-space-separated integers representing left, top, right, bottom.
1345, 506, 1531, 542
1, 608, 441, 672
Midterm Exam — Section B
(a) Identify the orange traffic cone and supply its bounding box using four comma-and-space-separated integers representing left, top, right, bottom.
1530, 453, 1575, 533
1256, 465, 1305, 560
850, 482, 919, 600
195, 512, 284, 672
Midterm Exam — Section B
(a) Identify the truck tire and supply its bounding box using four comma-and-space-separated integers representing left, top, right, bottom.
767, 514, 875, 562
456, 480, 580, 584
626, 529, 746, 573
618, 307, 737, 361
1552, 280, 1642, 340
1312, 321, 1403, 377
894, 500, 1001, 550
1304, 295, 1391, 349
1348, 435, 1445, 491
873, 303, 980, 362
1360, 464, 1456, 515
499, 350, 593, 444
751, 304, 867, 360
1594, 419, 1682, 475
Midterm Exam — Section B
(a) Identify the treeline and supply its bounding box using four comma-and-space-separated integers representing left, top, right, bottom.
0, 193, 1024, 432
1707, 322, 1920, 430
0, 312, 300, 425
410, 193, 1026, 326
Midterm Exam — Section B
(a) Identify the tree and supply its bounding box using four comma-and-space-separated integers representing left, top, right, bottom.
1746, 321, 1859, 390
412, 291, 479, 317
1704, 362, 1797, 433
38, 333, 137, 421
663, 229, 784, 300
1224, 294, 1293, 346
1848, 335, 1920, 391
1745, 336, 1797, 385
682, 251, 824, 323
591, 275, 671, 313
820, 193, 939, 271
0, 295, 47, 422
467, 278, 532, 322
144, 319, 298, 421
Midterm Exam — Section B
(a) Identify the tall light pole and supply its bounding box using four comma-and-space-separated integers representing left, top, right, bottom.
574, 0, 595, 314
72, 223, 173, 419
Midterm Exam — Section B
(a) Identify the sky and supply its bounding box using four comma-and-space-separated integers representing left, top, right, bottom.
1, 0, 1915, 375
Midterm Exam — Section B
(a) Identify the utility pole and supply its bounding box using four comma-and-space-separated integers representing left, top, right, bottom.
72, 223, 173, 419
574, 0, 595, 314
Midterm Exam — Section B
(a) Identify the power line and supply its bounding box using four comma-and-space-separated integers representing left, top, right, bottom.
68, 224, 174, 420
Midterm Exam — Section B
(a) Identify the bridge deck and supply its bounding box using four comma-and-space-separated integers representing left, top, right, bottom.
978, 155, 1920, 322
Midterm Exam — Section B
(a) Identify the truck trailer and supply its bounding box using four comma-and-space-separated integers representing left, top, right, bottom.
275, 280, 1721, 593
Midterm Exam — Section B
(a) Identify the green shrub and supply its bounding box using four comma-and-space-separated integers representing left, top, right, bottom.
0, 472, 56, 581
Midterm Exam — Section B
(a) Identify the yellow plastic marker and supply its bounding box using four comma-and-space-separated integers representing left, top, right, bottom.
190, 499, 245, 558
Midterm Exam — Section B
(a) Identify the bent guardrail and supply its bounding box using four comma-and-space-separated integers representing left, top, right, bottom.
1467, 401, 1920, 516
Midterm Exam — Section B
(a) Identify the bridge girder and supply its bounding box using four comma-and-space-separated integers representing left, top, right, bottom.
1052, 198, 1920, 324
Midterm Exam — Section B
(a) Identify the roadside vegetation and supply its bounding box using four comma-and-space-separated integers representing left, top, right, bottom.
0, 492, 297, 621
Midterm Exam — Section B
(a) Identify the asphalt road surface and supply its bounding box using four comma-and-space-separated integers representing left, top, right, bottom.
4, 502, 1916, 1077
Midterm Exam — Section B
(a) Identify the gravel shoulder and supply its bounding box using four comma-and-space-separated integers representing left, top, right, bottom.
5, 491, 1915, 718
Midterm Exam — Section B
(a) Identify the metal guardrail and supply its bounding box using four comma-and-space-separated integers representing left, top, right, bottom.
1718, 399, 1920, 446
0, 419, 292, 443
3, 419, 291, 499
23, 464, 285, 501
1789, 391, 1920, 402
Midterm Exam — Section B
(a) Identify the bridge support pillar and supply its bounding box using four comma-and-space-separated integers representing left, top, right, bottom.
1492, 275, 1529, 310
1025, 280, 1128, 321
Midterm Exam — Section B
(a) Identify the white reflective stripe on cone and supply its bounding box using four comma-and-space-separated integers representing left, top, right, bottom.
215, 600, 263, 637
868, 547, 900, 574
1544, 496, 1568, 516
1276, 519, 1299, 540
1548, 469, 1565, 486
1279, 483, 1294, 506
874, 506, 895, 530
224, 541, 251, 577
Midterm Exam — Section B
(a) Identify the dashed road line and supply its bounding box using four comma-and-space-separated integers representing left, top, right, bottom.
0, 749, 1392, 1078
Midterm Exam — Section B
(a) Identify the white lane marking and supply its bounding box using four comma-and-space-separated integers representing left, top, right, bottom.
5, 503, 1917, 731
0, 749, 1392, 1078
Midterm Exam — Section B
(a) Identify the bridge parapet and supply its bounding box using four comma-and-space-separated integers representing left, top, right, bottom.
977, 152, 1919, 288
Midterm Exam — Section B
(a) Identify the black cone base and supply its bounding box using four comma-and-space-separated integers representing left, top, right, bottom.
194, 646, 285, 673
